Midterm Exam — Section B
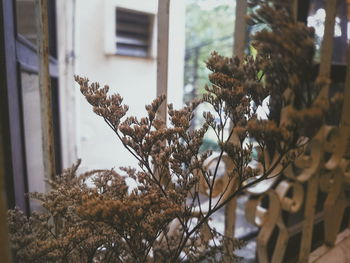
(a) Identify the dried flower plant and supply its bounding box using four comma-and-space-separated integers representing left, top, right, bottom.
8, 1, 335, 262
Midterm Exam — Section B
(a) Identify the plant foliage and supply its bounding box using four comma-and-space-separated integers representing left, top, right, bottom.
7, 1, 334, 262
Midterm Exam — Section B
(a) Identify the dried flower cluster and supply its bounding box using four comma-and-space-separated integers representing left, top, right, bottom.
8, 1, 335, 262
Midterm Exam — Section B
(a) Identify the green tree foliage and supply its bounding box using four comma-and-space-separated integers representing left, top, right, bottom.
184, 0, 236, 102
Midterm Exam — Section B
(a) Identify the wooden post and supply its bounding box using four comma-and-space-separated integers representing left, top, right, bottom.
223, 1, 248, 261
341, 42, 350, 129
192, 47, 200, 99
35, 0, 56, 183
319, 0, 339, 78
298, 1, 339, 262
157, 0, 171, 125
292, 0, 298, 20
233, 0, 247, 61
298, 171, 321, 263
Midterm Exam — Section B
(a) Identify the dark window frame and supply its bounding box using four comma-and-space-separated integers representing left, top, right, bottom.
0, 0, 61, 214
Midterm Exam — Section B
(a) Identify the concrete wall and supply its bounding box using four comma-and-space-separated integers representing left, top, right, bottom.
73, 0, 185, 171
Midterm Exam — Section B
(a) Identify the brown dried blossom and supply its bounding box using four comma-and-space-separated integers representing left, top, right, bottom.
7, 1, 337, 262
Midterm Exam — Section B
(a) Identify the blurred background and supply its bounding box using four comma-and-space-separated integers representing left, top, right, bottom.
1, 0, 241, 208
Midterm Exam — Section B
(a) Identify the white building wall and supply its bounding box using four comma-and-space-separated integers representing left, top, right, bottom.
74, 0, 185, 171
57, 0, 78, 169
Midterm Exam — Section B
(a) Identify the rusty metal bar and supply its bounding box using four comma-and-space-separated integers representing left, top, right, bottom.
35, 0, 56, 183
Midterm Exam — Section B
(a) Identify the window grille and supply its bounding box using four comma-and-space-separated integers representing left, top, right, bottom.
116, 8, 153, 57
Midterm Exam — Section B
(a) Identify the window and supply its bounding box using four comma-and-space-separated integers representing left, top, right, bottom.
116, 8, 153, 57
1, 0, 61, 213
16, 0, 37, 45
103, 1, 157, 57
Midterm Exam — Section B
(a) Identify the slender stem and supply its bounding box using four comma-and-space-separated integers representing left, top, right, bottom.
213, 175, 234, 210
208, 128, 234, 210
173, 148, 289, 260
